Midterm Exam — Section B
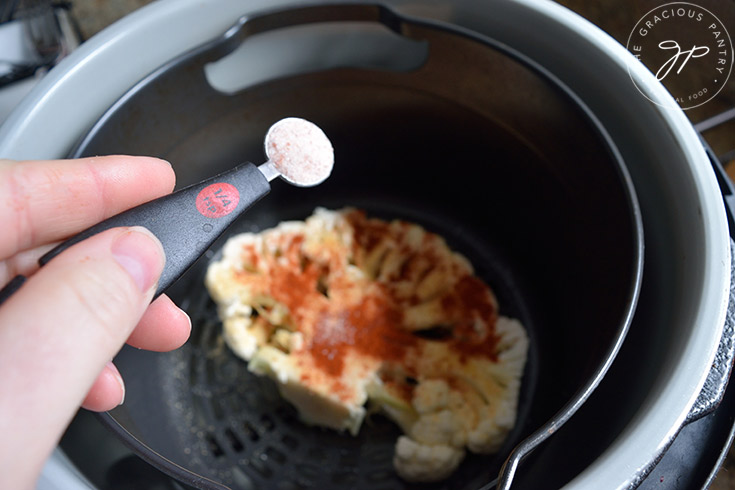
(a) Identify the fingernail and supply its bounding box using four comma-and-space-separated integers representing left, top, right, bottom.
111, 227, 165, 293
182, 309, 192, 333
106, 361, 125, 406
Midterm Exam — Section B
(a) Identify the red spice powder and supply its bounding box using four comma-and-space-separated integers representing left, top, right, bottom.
268, 235, 328, 318
307, 290, 416, 377
347, 209, 394, 253
382, 375, 416, 403
443, 275, 500, 361
241, 211, 501, 380
258, 227, 417, 378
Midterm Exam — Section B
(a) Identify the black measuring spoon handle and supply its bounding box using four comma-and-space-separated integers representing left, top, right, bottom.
0, 162, 270, 303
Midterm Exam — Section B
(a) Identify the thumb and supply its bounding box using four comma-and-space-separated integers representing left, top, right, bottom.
0, 226, 165, 489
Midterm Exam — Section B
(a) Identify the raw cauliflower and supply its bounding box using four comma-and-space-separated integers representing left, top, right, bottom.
206, 208, 529, 482
369, 317, 528, 481
394, 436, 465, 482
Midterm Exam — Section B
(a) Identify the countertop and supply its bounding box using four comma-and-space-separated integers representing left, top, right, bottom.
66, 0, 735, 488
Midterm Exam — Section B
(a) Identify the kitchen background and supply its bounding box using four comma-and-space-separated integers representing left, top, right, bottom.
1, 0, 734, 488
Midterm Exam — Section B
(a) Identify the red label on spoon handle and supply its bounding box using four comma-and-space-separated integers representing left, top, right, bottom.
196, 183, 240, 218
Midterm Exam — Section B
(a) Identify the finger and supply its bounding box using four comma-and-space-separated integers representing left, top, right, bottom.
82, 296, 192, 413
127, 294, 191, 351
81, 362, 126, 412
0, 226, 164, 489
0, 242, 57, 287
0, 156, 174, 260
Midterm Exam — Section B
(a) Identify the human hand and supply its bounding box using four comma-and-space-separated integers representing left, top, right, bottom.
0, 156, 192, 489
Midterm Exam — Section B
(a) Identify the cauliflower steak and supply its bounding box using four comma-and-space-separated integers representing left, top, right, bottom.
205, 208, 528, 482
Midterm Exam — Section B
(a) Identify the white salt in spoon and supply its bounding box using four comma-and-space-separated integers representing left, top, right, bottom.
0, 118, 334, 304
260, 117, 334, 187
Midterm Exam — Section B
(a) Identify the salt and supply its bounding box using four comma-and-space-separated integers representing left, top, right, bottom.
265, 117, 334, 187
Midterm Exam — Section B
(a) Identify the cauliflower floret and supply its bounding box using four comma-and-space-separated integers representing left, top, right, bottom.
206, 208, 529, 482
410, 409, 466, 448
249, 346, 367, 435
221, 316, 261, 359
409, 380, 467, 448
412, 378, 451, 414
393, 436, 465, 482
378, 316, 528, 480
468, 392, 518, 453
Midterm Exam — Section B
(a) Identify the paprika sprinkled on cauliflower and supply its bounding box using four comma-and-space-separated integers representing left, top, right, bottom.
206, 208, 528, 482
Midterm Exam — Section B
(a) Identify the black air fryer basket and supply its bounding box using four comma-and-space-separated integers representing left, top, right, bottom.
68, 4, 643, 489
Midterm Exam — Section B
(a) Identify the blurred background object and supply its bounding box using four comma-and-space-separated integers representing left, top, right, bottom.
0, 0, 81, 120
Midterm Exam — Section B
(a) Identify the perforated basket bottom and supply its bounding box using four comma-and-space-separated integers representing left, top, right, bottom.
162, 288, 501, 490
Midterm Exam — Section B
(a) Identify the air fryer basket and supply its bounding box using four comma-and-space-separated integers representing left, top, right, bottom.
70, 4, 642, 489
